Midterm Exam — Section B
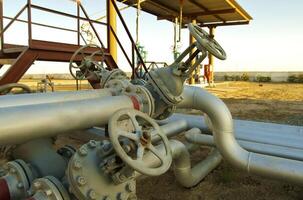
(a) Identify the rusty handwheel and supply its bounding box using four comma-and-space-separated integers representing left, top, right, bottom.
109, 108, 172, 176
69, 44, 105, 80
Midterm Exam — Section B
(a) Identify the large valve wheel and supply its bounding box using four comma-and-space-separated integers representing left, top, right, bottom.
188, 23, 226, 60
109, 108, 172, 176
0, 83, 32, 95
69, 44, 105, 80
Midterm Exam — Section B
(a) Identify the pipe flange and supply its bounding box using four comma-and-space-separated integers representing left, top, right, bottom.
147, 71, 183, 106
67, 140, 137, 200
100, 69, 128, 88
104, 79, 132, 95
30, 176, 70, 200
155, 105, 176, 120
128, 85, 155, 117
105, 79, 155, 117
1, 159, 34, 200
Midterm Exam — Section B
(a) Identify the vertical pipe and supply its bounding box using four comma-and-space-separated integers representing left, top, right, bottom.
189, 19, 197, 85
132, 43, 135, 78
0, 0, 4, 51
27, 0, 32, 45
77, 2, 80, 45
136, 0, 141, 44
108, 0, 117, 63
208, 26, 215, 86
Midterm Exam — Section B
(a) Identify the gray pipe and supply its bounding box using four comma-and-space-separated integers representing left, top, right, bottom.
152, 119, 188, 143
12, 139, 67, 179
171, 129, 222, 188
0, 95, 134, 145
186, 131, 303, 162
0, 88, 114, 108
140, 138, 221, 188
165, 113, 303, 150
179, 85, 303, 184
66, 119, 188, 143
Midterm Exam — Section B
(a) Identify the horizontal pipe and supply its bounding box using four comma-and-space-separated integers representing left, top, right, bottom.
165, 113, 303, 150
186, 131, 303, 162
67, 119, 188, 144
152, 119, 188, 143
12, 139, 67, 179
0, 89, 114, 108
179, 85, 303, 184
0, 95, 134, 145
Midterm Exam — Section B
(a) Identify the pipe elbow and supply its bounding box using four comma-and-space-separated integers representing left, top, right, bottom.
170, 139, 222, 188
180, 86, 250, 171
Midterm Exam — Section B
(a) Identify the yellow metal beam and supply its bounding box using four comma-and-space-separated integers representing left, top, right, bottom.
225, 0, 251, 21
109, 0, 117, 63
208, 26, 215, 86
189, 19, 196, 85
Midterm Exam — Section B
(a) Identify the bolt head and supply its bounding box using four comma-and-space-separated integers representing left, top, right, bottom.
119, 174, 126, 181
33, 182, 41, 189
88, 189, 97, 199
118, 192, 128, 200
9, 168, 16, 174
76, 176, 87, 186
73, 160, 82, 170
17, 182, 24, 189
79, 147, 88, 156
88, 140, 97, 148
126, 183, 136, 192
45, 189, 53, 196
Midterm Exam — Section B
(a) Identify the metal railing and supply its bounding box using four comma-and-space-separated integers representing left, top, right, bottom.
0, 0, 107, 49
108, 0, 151, 78
0, 0, 155, 77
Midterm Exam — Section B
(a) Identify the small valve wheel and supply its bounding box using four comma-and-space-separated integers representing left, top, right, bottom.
188, 23, 226, 60
69, 44, 105, 80
109, 108, 172, 176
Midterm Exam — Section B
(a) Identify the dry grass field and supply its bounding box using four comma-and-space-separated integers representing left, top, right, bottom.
16, 80, 303, 199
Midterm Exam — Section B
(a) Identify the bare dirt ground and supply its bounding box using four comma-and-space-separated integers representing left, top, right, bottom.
17, 80, 303, 199
136, 82, 303, 200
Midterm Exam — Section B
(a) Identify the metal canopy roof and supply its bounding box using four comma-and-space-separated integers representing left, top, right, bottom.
119, 0, 252, 27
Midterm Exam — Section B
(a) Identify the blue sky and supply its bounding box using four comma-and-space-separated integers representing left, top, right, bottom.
1, 0, 303, 74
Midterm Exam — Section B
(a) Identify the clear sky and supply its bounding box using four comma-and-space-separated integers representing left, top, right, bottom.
1, 0, 303, 75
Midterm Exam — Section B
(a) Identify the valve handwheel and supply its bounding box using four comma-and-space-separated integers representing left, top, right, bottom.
109, 108, 172, 176
188, 23, 226, 60
69, 44, 105, 80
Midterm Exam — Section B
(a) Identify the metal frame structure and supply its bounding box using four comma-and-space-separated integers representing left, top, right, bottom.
0, 0, 149, 86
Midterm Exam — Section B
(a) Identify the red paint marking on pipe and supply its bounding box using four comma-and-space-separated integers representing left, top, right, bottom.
0, 179, 10, 200
130, 96, 140, 110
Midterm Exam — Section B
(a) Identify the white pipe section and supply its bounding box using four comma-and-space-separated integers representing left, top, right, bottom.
0, 89, 114, 108
179, 85, 303, 184
140, 138, 222, 188
152, 119, 188, 143
0, 95, 134, 145
186, 130, 303, 162
165, 113, 303, 150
